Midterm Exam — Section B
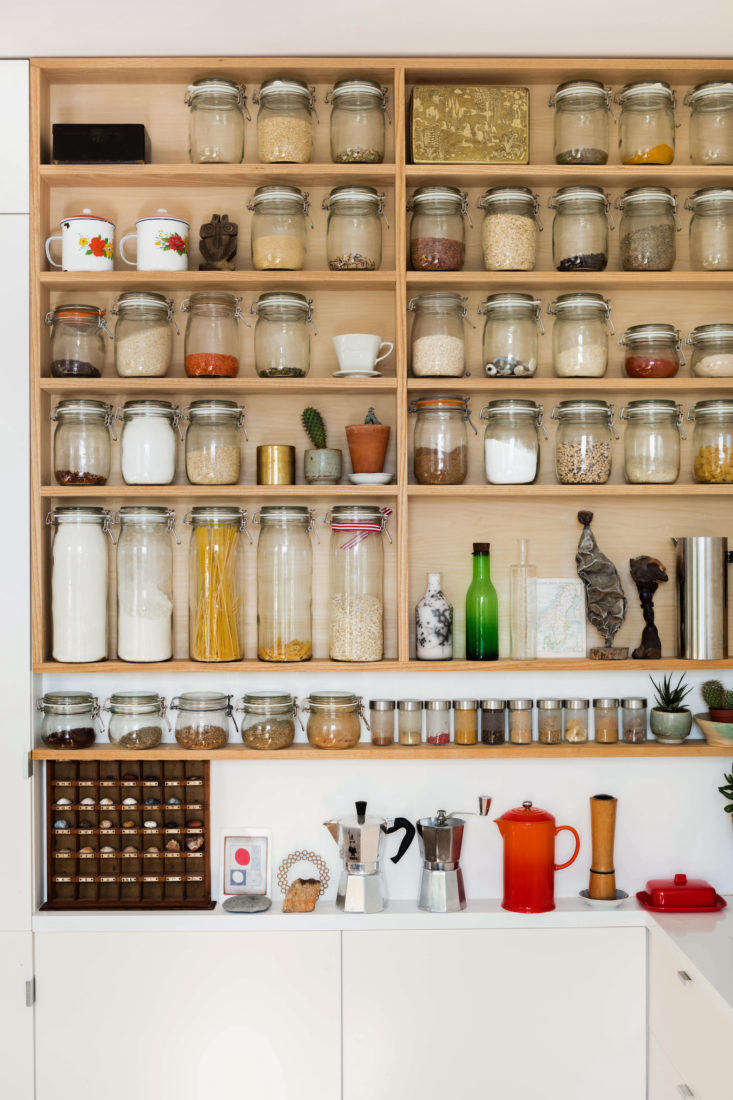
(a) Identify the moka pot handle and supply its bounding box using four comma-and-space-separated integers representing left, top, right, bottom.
382, 817, 416, 864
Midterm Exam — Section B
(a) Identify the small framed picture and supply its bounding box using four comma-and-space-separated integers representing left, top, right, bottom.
535, 578, 587, 659
221, 830, 271, 897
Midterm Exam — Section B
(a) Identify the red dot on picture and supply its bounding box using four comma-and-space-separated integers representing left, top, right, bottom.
235, 847, 251, 866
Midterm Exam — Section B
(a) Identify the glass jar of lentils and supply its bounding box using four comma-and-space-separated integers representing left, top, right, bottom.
537, 699, 562, 745
408, 185, 468, 271
621, 698, 647, 743
508, 699, 533, 745
453, 700, 478, 746
481, 699, 506, 745
477, 186, 541, 271
593, 698, 619, 744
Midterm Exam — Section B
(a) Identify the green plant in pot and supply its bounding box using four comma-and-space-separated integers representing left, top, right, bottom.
346, 407, 391, 474
301, 407, 342, 485
719, 768, 733, 815
701, 679, 733, 722
649, 673, 693, 744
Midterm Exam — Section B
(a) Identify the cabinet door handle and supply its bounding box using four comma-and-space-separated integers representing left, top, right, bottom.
677, 1085, 694, 1097
677, 969, 693, 985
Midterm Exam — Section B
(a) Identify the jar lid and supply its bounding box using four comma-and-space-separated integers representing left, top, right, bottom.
40, 691, 97, 714
254, 291, 311, 314
480, 699, 505, 710
118, 505, 173, 524
187, 77, 244, 101
553, 398, 613, 418
622, 697, 647, 708
480, 398, 542, 418
617, 185, 676, 209
690, 398, 733, 418
121, 399, 178, 419
185, 290, 240, 310
687, 322, 733, 345
508, 699, 533, 710
109, 691, 163, 714
47, 304, 105, 325
408, 291, 466, 311
370, 699, 395, 710
113, 291, 172, 314
549, 185, 608, 208
593, 698, 620, 708
425, 700, 452, 710
258, 504, 311, 523
410, 184, 465, 208
684, 81, 733, 106
621, 322, 680, 344
686, 186, 733, 210
453, 699, 478, 710
564, 698, 590, 708
548, 291, 610, 316
537, 698, 561, 709
398, 699, 424, 711
550, 79, 609, 105
622, 398, 680, 418
330, 78, 385, 101
477, 185, 539, 210
329, 503, 384, 525
47, 505, 109, 525
615, 80, 674, 104
170, 691, 231, 712
325, 184, 381, 208
308, 691, 359, 708
187, 398, 243, 421
242, 691, 294, 712
251, 184, 308, 207
53, 397, 110, 419
257, 77, 311, 101
410, 393, 469, 411
186, 505, 246, 526
479, 292, 541, 314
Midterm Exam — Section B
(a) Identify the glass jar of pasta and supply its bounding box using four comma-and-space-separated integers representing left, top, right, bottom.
689, 399, 733, 483
256, 505, 313, 663
186, 78, 248, 163
323, 185, 385, 270
479, 292, 543, 378
615, 81, 676, 164
185, 506, 248, 662
185, 399, 245, 485
253, 78, 314, 163
252, 291, 314, 377
408, 292, 467, 377
410, 394, 474, 485
327, 79, 387, 163
327, 505, 388, 662
549, 79, 611, 164
477, 186, 540, 271
685, 187, 733, 270
620, 399, 683, 484
408, 185, 468, 271
248, 184, 310, 271
548, 292, 612, 378
686, 323, 733, 378
684, 81, 733, 165
549, 185, 610, 271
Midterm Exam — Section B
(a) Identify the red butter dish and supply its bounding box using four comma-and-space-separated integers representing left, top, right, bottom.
636, 873, 727, 914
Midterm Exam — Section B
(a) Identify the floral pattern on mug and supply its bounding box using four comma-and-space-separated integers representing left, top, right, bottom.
78, 234, 113, 259
155, 230, 188, 255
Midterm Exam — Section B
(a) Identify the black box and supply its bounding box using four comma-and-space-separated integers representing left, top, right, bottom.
52, 123, 150, 164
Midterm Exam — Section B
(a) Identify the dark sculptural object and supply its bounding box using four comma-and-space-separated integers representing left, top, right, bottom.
199, 213, 238, 270
576, 511, 628, 659
630, 555, 668, 660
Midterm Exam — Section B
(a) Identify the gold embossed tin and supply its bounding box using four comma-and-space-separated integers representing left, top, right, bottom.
257, 444, 295, 485
410, 85, 530, 164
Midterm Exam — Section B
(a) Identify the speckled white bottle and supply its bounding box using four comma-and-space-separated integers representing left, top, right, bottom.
415, 572, 453, 661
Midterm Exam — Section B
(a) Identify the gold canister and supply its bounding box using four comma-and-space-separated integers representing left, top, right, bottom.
257, 444, 295, 485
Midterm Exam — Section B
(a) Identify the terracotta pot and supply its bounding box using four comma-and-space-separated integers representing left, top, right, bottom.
709, 707, 733, 722
346, 424, 390, 473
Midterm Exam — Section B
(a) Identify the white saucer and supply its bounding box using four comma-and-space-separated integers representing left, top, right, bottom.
349, 472, 394, 485
332, 369, 382, 378
579, 889, 629, 909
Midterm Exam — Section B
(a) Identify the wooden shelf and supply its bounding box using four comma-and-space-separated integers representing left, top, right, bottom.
406, 377, 733, 393
39, 271, 397, 290
40, 163, 396, 187
407, 483, 733, 498
40, 377, 399, 394
405, 164, 733, 186
41, 484, 398, 498
406, 271, 733, 290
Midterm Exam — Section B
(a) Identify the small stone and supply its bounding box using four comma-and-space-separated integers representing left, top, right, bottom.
122, 819, 135, 829
99, 797, 113, 806
100, 846, 115, 854
80, 797, 95, 806
165, 839, 181, 853
144, 797, 160, 806
187, 819, 203, 829
166, 797, 181, 806
146, 846, 159, 855
223, 895, 272, 914
122, 846, 138, 856
99, 819, 113, 830
143, 819, 158, 829
122, 773, 137, 782
185, 836, 204, 853
53, 819, 69, 830
79, 846, 94, 855
55, 848, 72, 858
122, 797, 137, 806
56, 798, 71, 806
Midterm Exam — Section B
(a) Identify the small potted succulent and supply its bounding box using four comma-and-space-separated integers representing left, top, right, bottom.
701, 680, 733, 722
649, 673, 693, 743
301, 407, 342, 485
345, 407, 390, 473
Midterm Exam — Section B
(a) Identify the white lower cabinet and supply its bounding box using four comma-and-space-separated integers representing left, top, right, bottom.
0, 932, 34, 1100
649, 1034, 688, 1098
34, 931, 341, 1100
342, 927, 646, 1100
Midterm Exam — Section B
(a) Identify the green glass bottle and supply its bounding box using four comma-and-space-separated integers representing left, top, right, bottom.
465, 542, 499, 661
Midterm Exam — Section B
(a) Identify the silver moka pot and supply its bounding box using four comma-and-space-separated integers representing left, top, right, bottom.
416, 796, 491, 913
324, 800, 415, 913
673, 537, 733, 659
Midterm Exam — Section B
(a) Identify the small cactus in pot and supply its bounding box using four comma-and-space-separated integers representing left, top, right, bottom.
649, 673, 693, 744
301, 407, 342, 485
345, 406, 391, 474
701, 679, 733, 722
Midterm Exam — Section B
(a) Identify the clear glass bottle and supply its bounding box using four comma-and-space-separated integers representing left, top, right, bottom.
480, 699, 506, 745
689, 398, 733, 483
552, 399, 616, 485
617, 187, 678, 271
480, 399, 544, 485
563, 698, 589, 743
256, 505, 313, 663
425, 700, 452, 746
48, 506, 111, 663
327, 504, 387, 662
253, 78, 314, 163
252, 291, 315, 377
323, 185, 385, 270
186, 77, 247, 164
369, 699, 395, 746
548, 292, 612, 378
410, 394, 474, 485
453, 700, 478, 746
593, 698, 619, 744
45, 304, 109, 377
182, 291, 242, 376
305, 692, 364, 750
508, 699, 533, 745
185, 399, 245, 485
509, 538, 537, 660
38, 691, 99, 749
248, 185, 310, 271
408, 292, 467, 378
479, 292, 543, 378
620, 323, 682, 379
549, 185, 611, 271
118, 399, 180, 485
685, 187, 733, 270
621, 697, 647, 743
51, 398, 112, 485
415, 572, 453, 661
615, 81, 676, 164
328, 79, 387, 163
116, 506, 175, 663
549, 79, 612, 164
112, 291, 175, 378
170, 691, 234, 749
477, 186, 541, 271
239, 691, 297, 750
620, 399, 683, 484
466, 543, 499, 661
397, 699, 423, 746
106, 692, 167, 749
685, 81, 733, 165
408, 185, 468, 271
537, 699, 562, 745
185, 506, 247, 662
686, 323, 733, 378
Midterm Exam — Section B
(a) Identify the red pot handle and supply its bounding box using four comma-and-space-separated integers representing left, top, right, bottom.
554, 825, 580, 871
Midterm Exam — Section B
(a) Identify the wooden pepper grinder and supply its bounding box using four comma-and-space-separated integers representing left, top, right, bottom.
589, 794, 617, 900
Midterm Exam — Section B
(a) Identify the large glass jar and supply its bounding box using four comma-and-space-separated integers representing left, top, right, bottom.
38, 691, 99, 749
185, 399, 244, 485
686, 323, 733, 378
118, 399, 180, 485
323, 185, 385, 270
549, 79, 611, 164
305, 691, 364, 749
248, 184, 309, 271
186, 77, 247, 164
689, 398, 733, 483
620, 399, 683, 484
620, 323, 682, 379
480, 399, 545, 485
685, 81, 733, 165
112, 291, 175, 377
685, 187, 733, 270
239, 691, 298, 750
116, 506, 175, 662
328, 79, 387, 163
48, 505, 111, 663
182, 291, 242, 377
252, 291, 314, 377
615, 81, 676, 164
408, 185, 468, 271
45, 304, 108, 378
254, 78, 314, 163
410, 394, 474, 485
617, 186, 678, 271
256, 505, 313, 662
327, 504, 387, 662
477, 186, 541, 271
105, 691, 167, 749
479, 292, 543, 377
170, 691, 234, 749
408, 291, 467, 377
549, 185, 610, 271
51, 398, 112, 485
552, 399, 616, 484
186, 506, 247, 662
548, 292, 612, 378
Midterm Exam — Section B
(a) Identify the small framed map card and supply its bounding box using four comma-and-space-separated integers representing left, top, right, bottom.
535, 578, 587, 659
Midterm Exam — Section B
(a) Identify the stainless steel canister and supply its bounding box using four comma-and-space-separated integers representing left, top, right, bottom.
673, 536, 733, 658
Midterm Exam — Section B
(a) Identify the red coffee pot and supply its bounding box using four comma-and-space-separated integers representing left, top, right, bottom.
495, 801, 580, 913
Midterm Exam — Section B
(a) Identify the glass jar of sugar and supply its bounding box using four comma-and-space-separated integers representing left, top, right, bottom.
118, 400, 180, 485
686, 323, 733, 378
480, 398, 544, 485
408, 292, 467, 377
548, 292, 612, 378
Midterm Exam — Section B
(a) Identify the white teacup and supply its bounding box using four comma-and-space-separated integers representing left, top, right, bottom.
45, 209, 115, 271
119, 209, 190, 272
333, 333, 394, 374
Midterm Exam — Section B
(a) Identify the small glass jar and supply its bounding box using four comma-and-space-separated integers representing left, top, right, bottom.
620, 323, 682, 379
685, 187, 733, 270
254, 78, 314, 163
479, 292, 543, 378
323, 185, 385, 271
408, 185, 468, 271
111, 291, 175, 378
185, 399, 245, 485
45, 304, 109, 378
548, 292, 612, 378
170, 691, 234, 750
408, 291, 467, 377
425, 700, 451, 746
397, 699, 423, 746
593, 698, 619, 744
410, 393, 474, 485
252, 291, 315, 377
537, 699, 562, 745
550, 186, 611, 271
369, 700, 395, 746
305, 691, 364, 750
116, 506, 175, 663
239, 691, 297, 750
328, 79, 387, 163
328, 504, 388, 662
38, 691, 99, 749
182, 291, 242, 377
477, 186, 541, 271
186, 506, 247, 662
48, 506, 111, 663
686, 323, 733, 378
563, 698, 589, 743
51, 398, 112, 486
118, 399, 180, 485
689, 398, 733, 483
257, 505, 313, 662
453, 700, 478, 746
186, 77, 247, 164
615, 81, 676, 164
621, 698, 647, 743
549, 79, 612, 164
248, 185, 310, 271
481, 699, 506, 745
685, 81, 733, 165
105, 692, 167, 749
480, 399, 545, 485
620, 399, 683, 484
617, 187, 678, 271
552, 399, 616, 485
508, 699, 533, 745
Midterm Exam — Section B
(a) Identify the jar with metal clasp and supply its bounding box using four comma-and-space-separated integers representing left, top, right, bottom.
252, 291, 316, 377
105, 692, 169, 749
480, 399, 546, 485
548, 79, 612, 164
549, 185, 611, 271
615, 81, 676, 164
408, 185, 470, 271
326, 505, 390, 662
51, 398, 114, 486
409, 394, 476, 485
617, 186, 679, 271
115, 506, 177, 662
253, 78, 315, 163
479, 292, 543, 377
47, 505, 113, 663
323, 185, 387, 270
685, 81, 733, 165
45, 304, 110, 377
686, 322, 733, 378
38, 691, 100, 749
170, 691, 237, 749
552, 399, 617, 485
255, 505, 314, 663
111, 291, 177, 377
408, 291, 468, 378
248, 184, 311, 271
185, 77, 249, 163
477, 186, 541, 271
304, 691, 366, 749
620, 399, 683, 484
685, 187, 733, 270
688, 398, 733, 483
548, 292, 613, 378
619, 322, 683, 379
185, 506, 250, 662
117, 399, 181, 486
185, 399, 246, 485
182, 291, 244, 376
327, 78, 389, 163
238, 691, 300, 750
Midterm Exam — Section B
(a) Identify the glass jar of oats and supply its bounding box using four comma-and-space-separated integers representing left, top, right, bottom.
112, 292, 175, 378
477, 186, 541, 271
254, 78, 314, 163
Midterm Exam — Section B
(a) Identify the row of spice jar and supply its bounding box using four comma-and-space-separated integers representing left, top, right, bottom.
410, 395, 733, 486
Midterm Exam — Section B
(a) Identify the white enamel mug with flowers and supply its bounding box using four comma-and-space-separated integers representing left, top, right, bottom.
45, 209, 115, 271
119, 210, 190, 271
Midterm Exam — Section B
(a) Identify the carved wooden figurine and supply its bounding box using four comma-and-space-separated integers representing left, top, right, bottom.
629, 555, 668, 660
199, 213, 238, 270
